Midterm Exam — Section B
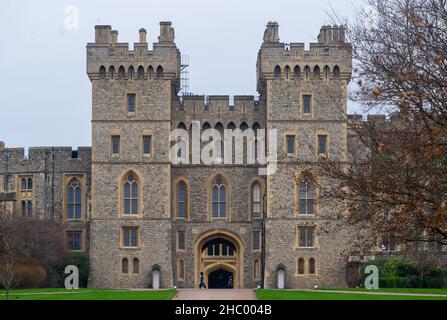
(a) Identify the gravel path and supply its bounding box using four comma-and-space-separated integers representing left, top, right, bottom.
172, 289, 257, 300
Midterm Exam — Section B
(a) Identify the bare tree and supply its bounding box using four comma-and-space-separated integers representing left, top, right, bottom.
0, 216, 21, 300
319, 0, 447, 252
0, 212, 67, 297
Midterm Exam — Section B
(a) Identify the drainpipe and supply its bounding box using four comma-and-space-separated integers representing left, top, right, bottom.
261, 193, 267, 289
51, 147, 55, 220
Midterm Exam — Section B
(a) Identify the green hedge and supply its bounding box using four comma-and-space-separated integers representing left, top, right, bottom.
361, 258, 447, 288
55, 252, 90, 288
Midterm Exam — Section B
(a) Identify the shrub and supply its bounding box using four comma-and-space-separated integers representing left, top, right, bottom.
55, 252, 90, 288
0, 260, 47, 289
361, 258, 447, 288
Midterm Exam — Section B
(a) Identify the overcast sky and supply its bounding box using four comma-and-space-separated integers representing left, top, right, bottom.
0, 0, 361, 149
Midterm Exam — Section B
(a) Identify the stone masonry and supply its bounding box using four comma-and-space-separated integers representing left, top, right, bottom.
0, 22, 382, 289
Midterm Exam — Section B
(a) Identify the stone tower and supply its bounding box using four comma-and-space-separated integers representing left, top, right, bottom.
258, 23, 354, 288
87, 23, 180, 288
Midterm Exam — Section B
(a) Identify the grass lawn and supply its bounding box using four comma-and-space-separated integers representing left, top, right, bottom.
0, 289, 176, 300
0, 288, 114, 295
256, 289, 447, 300
319, 288, 447, 295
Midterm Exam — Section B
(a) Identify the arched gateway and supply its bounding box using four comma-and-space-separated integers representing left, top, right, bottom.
194, 229, 244, 289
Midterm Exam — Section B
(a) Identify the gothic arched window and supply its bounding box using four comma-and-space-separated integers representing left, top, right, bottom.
123, 172, 139, 215
109, 66, 115, 80
21, 178, 27, 191
202, 122, 211, 131
300, 175, 315, 215
251, 182, 262, 219
27, 178, 33, 191
133, 258, 139, 274
67, 177, 82, 220
227, 122, 236, 130
324, 65, 330, 80
137, 66, 144, 80
304, 66, 311, 80
212, 175, 227, 218
157, 66, 164, 79
128, 66, 134, 80
118, 66, 125, 80
148, 66, 154, 80
333, 65, 341, 79
177, 122, 187, 130
294, 65, 301, 80
215, 122, 224, 132
309, 258, 316, 274
122, 258, 129, 274
177, 181, 188, 219
285, 65, 291, 79
298, 258, 305, 274
274, 65, 281, 79
99, 66, 106, 79
21, 201, 26, 217
314, 65, 321, 79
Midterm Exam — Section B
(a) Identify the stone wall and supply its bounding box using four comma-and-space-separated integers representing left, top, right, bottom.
1, 22, 367, 290
0, 145, 91, 251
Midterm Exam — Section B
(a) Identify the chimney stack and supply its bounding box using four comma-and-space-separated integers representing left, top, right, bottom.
263, 22, 279, 43
95, 25, 112, 43
159, 21, 174, 43
139, 28, 147, 43
318, 25, 346, 44
111, 30, 118, 45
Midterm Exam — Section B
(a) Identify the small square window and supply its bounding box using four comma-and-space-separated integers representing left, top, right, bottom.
286, 135, 295, 155
111, 136, 120, 155
122, 227, 139, 248
127, 94, 136, 113
67, 231, 82, 251
298, 227, 314, 248
143, 136, 152, 155
303, 95, 312, 114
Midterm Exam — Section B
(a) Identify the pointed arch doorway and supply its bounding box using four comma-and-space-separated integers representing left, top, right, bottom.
194, 229, 244, 289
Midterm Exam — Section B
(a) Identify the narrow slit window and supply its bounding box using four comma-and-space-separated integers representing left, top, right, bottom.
303, 95, 312, 114
143, 136, 152, 155
318, 135, 328, 154
112, 136, 120, 155
127, 94, 136, 113
286, 135, 295, 154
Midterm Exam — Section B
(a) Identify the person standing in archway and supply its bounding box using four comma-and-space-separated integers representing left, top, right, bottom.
199, 272, 207, 289
227, 274, 233, 289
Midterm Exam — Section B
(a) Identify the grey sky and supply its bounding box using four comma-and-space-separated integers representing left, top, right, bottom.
0, 0, 359, 149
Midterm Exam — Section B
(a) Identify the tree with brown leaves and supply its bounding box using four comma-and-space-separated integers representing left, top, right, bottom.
319, 0, 447, 252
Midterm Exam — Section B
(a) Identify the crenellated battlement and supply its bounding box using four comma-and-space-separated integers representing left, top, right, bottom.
347, 114, 387, 123
257, 22, 352, 92
86, 22, 181, 85
178, 95, 262, 111
0, 145, 91, 162
172, 95, 265, 129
